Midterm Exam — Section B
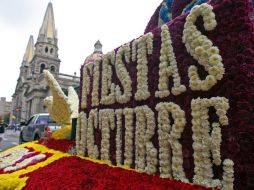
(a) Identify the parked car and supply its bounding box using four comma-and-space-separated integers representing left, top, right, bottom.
19, 113, 61, 144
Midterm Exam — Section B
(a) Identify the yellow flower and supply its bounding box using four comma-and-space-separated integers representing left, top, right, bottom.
52, 124, 72, 140
0, 142, 70, 190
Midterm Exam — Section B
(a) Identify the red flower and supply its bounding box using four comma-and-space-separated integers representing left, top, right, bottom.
22, 156, 212, 190
38, 138, 75, 153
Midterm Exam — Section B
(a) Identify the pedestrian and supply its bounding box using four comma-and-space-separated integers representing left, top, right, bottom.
0, 121, 5, 143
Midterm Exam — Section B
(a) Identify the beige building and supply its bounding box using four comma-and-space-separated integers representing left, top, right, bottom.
0, 97, 12, 122
11, 3, 81, 123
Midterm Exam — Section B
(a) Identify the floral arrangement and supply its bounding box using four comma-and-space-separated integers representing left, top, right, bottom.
78, 0, 254, 189
43, 70, 80, 141
68, 86, 79, 118
38, 138, 75, 153
0, 142, 70, 189
146, 0, 210, 33
43, 70, 72, 125
23, 156, 212, 190
0, 142, 212, 190
51, 124, 72, 140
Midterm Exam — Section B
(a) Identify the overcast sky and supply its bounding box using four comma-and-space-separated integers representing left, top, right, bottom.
0, 0, 161, 101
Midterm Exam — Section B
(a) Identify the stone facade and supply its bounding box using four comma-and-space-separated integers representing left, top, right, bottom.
11, 3, 80, 123
0, 97, 12, 121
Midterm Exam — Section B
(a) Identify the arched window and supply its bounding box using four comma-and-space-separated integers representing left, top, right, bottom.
45, 47, 48, 53
40, 64, 46, 73
50, 48, 54, 54
50, 66, 56, 73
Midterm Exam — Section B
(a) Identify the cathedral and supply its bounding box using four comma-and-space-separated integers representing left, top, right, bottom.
11, 2, 102, 123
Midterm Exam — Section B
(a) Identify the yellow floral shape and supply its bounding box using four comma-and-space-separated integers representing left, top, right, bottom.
52, 124, 72, 140
43, 70, 72, 125
0, 142, 70, 190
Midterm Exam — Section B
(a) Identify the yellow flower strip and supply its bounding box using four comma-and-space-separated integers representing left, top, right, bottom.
0, 142, 70, 190
0, 141, 202, 189
0, 141, 135, 190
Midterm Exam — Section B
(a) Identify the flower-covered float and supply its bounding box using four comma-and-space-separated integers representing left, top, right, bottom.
1, 0, 254, 189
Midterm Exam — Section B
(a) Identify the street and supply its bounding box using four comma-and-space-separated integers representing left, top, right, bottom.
0, 129, 20, 152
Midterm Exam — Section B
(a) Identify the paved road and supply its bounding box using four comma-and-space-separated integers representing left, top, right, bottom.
0, 129, 20, 152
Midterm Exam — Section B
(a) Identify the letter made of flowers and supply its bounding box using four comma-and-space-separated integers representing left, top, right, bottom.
91, 59, 101, 107
76, 111, 87, 156
87, 109, 99, 159
99, 109, 115, 164
81, 64, 92, 109
191, 97, 233, 189
115, 45, 132, 104
134, 105, 157, 174
133, 33, 153, 101
182, 4, 225, 91
156, 102, 188, 182
101, 51, 116, 105
123, 108, 134, 167
115, 109, 123, 166
156, 24, 186, 98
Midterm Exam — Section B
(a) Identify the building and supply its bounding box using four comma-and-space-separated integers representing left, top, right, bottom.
0, 97, 12, 123
84, 40, 103, 65
11, 3, 80, 123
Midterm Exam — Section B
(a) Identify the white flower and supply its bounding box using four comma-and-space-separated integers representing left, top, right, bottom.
156, 102, 188, 181
99, 109, 115, 164
101, 52, 116, 105
183, 3, 224, 92
135, 34, 152, 101
81, 65, 91, 109
222, 159, 234, 190
191, 97, 230, 187
87, 109, 99, 159
123, 108, 134, 167
0, 148, 30, 169
156, 24, 186, 98
4, 154, 46, 172
91, 59, 101, 107
115, 46, 132, 104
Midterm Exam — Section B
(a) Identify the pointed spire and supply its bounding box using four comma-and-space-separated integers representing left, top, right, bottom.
23, 35, 34, 63
94, 40, 102, 53
38, 2, 57, 43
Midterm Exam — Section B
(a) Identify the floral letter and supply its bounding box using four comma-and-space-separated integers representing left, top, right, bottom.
182, 4, 225, 91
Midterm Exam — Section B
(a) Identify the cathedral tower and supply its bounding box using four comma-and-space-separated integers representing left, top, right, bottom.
12, 2, 80, 123
31, 2, 60, 78
20, 35, 34, 79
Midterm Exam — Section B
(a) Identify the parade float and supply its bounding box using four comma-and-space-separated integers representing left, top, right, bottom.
1, 0, 254, 189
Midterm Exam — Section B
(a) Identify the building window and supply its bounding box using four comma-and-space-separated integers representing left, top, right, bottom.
40, 64, 46, 73
50, 66, 55, 73
45, 47, 48, 53
50, 48, 54, 54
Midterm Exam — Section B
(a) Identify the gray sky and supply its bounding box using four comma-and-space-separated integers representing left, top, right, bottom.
0, 0, 161, 101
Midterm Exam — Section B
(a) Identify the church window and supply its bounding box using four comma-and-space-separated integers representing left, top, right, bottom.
50, 66, 56, 73
40, 64, 46, 73
45, 47, 48, 53
50, 48, 54, 54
